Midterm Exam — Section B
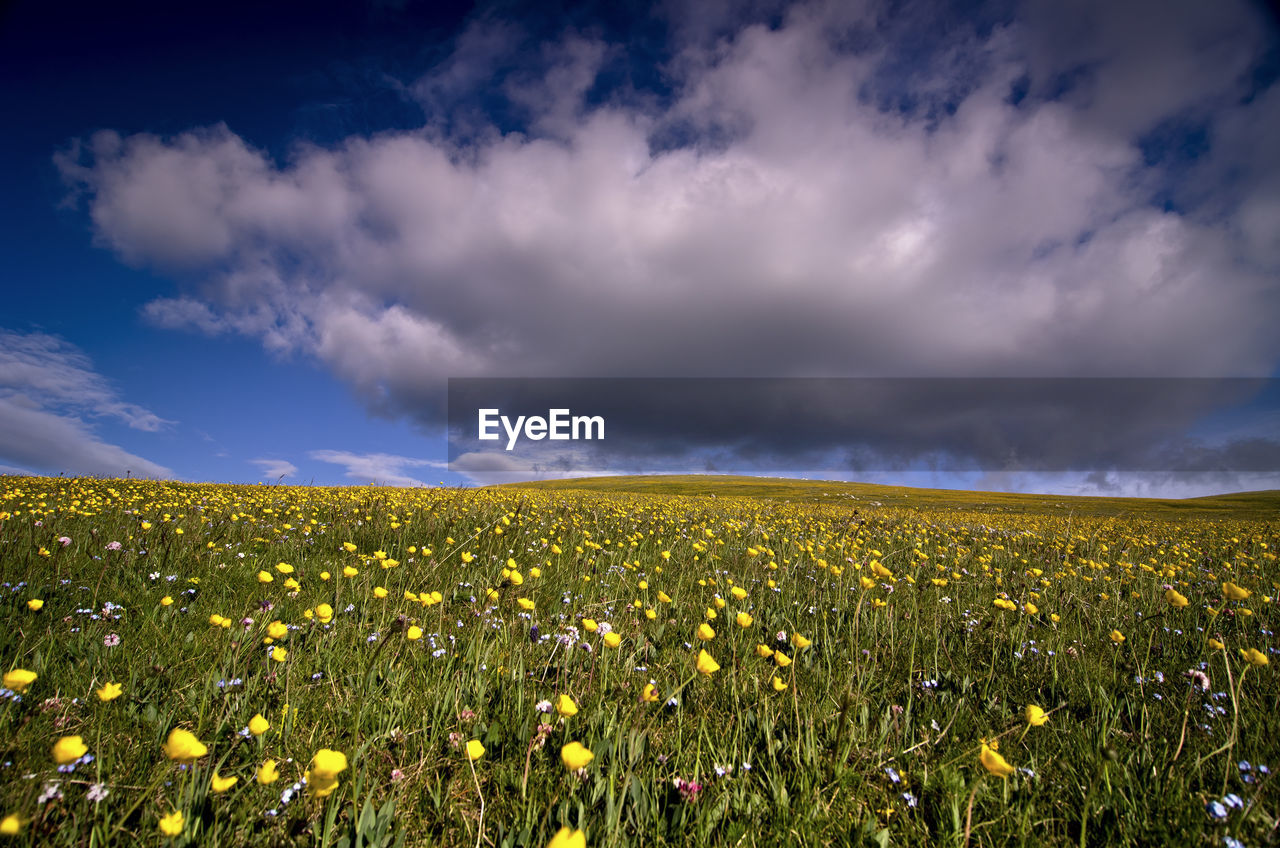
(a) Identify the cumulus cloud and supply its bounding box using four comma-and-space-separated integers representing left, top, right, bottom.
0, 330, 173, 479
309, 450, 446, 486
55, 0, 1280, 464
249, 458, 299, 479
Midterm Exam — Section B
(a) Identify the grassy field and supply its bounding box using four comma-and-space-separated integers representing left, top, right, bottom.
0, 474, 1277, 847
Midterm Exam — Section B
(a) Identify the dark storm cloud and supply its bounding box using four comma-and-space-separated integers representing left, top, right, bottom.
447, 378, 1280, 474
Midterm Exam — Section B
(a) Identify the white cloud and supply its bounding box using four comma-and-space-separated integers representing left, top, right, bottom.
309, 450, 447, 486
249, 458, 299, 479
0, 330, 174, 431
0, 396, 172, 479
0, 330, 173, 478
450, 450, 623, 484
56, 0, 1280, 437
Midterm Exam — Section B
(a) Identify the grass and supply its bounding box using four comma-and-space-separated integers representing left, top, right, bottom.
0, 474, 1276, 847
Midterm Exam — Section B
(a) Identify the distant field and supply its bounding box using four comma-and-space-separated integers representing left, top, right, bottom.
506, 474, 1280, 519
0, 474, 1276, 847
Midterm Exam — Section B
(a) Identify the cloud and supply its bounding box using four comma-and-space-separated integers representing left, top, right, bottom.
449, 448, 624, 484
249, 458, 299, 479
0, 396, 172, 479
57, 0, 1280, 434
447, 377, 1280, 476
309, 450, 446, 486
0, 330, 173, 478
0, 330, 174, 431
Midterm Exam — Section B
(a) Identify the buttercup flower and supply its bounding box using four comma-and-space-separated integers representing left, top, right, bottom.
162, 728, 208, 763
248, 713, 270, 735
257, 759, 280, 785
1025, 705, 1048, 727
158, 811, 184, 837
1223, 582, 1251, 601
96, 682, 123, 702
561, 741, 594, 771
2, 670, 36, 693
547, 826, 587, 848
980, 743, 1015, 777
307, 748, 349, 797
696, 649, 720, 676
210, 772, 238, 793
557, 694, 579, 717
1241, 648, 1269, 667
52, 736, 88, 765
465, 740, 485, 762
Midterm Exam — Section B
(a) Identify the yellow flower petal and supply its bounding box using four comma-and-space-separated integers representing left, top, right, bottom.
561, 741, 594, 771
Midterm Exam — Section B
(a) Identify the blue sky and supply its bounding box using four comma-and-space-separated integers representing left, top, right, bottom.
2, 0, 1279, 496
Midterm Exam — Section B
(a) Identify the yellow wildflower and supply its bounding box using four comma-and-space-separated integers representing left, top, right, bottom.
210, 772, 238, 793
1241, 648, 1269, 667
257, 759, 280, 785
158, 811, 184, 837
561, 741, 594, 771
162, 728, 207, 763
980, 743, 1015, 777
547, 826, 586, 848
52, 736, 88, 765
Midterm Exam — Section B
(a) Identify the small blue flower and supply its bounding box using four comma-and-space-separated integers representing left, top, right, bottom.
1206, 800, 1228, 820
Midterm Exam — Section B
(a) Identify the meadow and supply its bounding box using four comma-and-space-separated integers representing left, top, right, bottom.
0, 474, 1277, 847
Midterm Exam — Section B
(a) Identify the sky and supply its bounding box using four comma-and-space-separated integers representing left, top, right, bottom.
2, 0, 1279, 497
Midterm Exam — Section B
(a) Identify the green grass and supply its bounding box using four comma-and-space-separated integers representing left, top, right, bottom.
0, 474, 1276, 847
